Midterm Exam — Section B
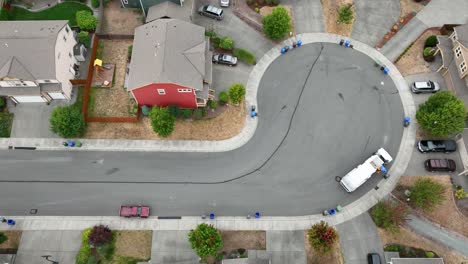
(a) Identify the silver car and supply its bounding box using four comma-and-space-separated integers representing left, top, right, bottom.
198, 5, 224, 20
220, 0, 229, 7
411, 81, 440, 94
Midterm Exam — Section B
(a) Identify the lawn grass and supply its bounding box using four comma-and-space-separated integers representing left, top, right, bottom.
7, 2, 92, 26
87, 87, 98, 116
0, 112, 13, 138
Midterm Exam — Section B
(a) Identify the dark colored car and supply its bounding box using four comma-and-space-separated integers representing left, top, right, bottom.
417, 140, 457, 153
425, 159, 456, 172
367, 253, 381, 264
212, 54, 237, 66
198, 5, 224, 20
411, 81, 440, 94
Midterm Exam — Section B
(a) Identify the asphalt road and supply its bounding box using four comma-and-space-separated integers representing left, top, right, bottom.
0, 43, 404, 216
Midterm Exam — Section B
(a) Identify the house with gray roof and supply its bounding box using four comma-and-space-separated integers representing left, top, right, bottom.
0, 21, 86, 103
128, 17, 213, 108
436, 24, 468, 96
120, 0, 194, 18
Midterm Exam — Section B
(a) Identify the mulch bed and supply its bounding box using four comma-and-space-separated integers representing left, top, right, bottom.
376, 12, 416, 49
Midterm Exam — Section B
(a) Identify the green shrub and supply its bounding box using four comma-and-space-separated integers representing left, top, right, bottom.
416, 91, 466, 136
409, 178, 446, 211
149, 107, 175, 137
219, 37, 235, 50
77, 31, 90, 48
188, 223, 223, 260
425, 251, 435, 258
423, 47, 435, 57
127, 45, 133, 61
337, 4, 353, 24
91, 0, 100, 8
219, 91, 229, 105
209, 100, 218, 109
0, 8, 11, 20
308, 221, 339, 255
193, 108, 203, 120
262, 6, 291, 40
75, 245, 91, 264
0, 97, 5, 109
384, 244, 401, 252
370, 201, 408, 233
0, 232, 7, 244
455, 188, 467, 199
265, 0, 272, 4
181, 108, 192, 119
76, 10, 97, 31
271, 0, 279, 5
425, 35, 438, 47
167, 105, 180, 117
50, 105, 86, 138
141, 105, 150, 116
233, 48, 256, 65
205, 30, 217, 38
212, 36, 221, 49
216, 253, 224, 261
228, 83, 246, 105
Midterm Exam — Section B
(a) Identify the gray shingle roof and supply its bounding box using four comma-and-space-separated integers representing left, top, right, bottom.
128, 18, 207, 92
454, 24, 468, 47
0, 21, 67, 80
145, 0, 192, 23
436, 36, 454, 68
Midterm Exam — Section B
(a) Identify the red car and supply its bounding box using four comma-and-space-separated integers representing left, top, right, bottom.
119, 205, 150, 218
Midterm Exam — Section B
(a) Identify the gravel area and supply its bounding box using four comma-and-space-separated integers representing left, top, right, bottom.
102, 0, 143, 34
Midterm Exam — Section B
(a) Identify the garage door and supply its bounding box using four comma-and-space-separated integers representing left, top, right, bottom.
12, 96, 47, 103
48, 92, 66, 99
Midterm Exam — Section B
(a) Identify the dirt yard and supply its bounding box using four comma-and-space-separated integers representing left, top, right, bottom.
259, 5, 296, 37
304, 231, 343, 264
321, 0, 354, 37
90, 39, 134, 117
399, 0, 426, 18
378, 227, 468, 264
0, 231, 21, 252
219, 231, 266, 253
102, 0, 143, 35
112, 230, 152, 262
395, 29, 440, 76
396, 176, 468, 237
85, 103, 246, 140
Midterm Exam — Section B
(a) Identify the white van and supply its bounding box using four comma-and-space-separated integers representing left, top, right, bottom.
340, 148, 392, 193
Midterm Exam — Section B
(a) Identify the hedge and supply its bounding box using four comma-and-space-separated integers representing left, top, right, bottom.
233, 48, 256, 65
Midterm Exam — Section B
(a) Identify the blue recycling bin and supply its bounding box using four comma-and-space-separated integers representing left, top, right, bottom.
297, 39, 302, 47
209, 213, 215, 220
383, 67, 390, 75
7, 219, 15, 226
344, 40, 350, 47
380, 165, 387, 174
329, 208, 336, 215
255, 212, 261, 218
67, 140, 75, 147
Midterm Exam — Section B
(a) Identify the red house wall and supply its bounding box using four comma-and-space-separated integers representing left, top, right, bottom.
131, 83, 197, 108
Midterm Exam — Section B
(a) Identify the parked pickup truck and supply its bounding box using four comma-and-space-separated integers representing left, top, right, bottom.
119, 205, 150, 218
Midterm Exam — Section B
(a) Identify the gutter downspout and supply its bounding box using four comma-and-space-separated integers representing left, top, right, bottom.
139, 0, 146, 17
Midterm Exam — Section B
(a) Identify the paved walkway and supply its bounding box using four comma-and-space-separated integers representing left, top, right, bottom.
151, 230, 198, 264
337, 213, 383, 264
285, 0, 325, 33
351, 0, 400, 47
406, 214, 468, 256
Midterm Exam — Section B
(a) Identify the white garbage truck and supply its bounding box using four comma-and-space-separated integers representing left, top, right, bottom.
340, 148, 393, 193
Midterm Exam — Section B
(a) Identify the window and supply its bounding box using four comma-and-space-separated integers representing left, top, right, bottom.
460, 62, 467, 74
63, 36, 67, 42
65, 26, 69, 33
157, 89, 166, 95
450, 32, 457, 41
455, 46, 462, 58
177, 89, 192, 93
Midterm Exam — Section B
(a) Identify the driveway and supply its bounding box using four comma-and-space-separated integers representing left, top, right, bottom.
283, 0, 325, 33
351, 0, 400, 47
266, 231, 306, 264
15, 230, 82, 264
403, 72, 463, 177
150, 230, 198, 264
212, 61, 251, 95
336, 213, 384, 264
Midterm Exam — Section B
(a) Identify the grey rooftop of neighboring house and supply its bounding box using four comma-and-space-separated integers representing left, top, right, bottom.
145, 0, 192, 23
390, 258, 444, 264
128, 18, 209, 92
436, 36, 454, 67
121, 0, 181, 12
454, 24, 468, 47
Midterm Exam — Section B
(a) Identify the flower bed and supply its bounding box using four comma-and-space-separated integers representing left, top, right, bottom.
376, 12, 416, 49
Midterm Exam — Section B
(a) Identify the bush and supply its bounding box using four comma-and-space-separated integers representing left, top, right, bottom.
425, 35, 438, 47
205, 30, 217, 38
370, 201, 408, 233
308, 221, 339, 255
426, 251, 435, 258
228, 83, 246, 105
337, 4, 353, 24
127, 45, 133, 61
167, 105, 180, 117
141, 105, 150, 116
77, 31, 90, 48
219, 37, 235, 50
219, 91, 229, 105
247, 0, 254, 5
416, 91, 466, 136
262, 6, 291, 40
76, 10, 97, 31
212, 36, 221, 49
193, 108, 203, 120
91, 0, 100, 8
0, 97, 5, 109
149, 107, 175, 137
455, 188, 467, 199
209, 100, 218, 109
423, 47, 435, 57
265, 0, 272, 4
75, 245, 91, 264
233, 48, 256, 65
384, 244, 402, 252
50, 105, 86, 138
409, 178, 446, 211
0, 232, 7, 244
88, 225, 112, 247
271, 0, 279, 4
181, 108, 192, 119
0, 8, 11, 21
188, 223, 223, 260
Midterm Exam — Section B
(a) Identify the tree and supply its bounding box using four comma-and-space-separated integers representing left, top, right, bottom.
149, 107, 175, 137
262, 6, 291, 40
188, 223, 223, 260
370, 200, 408, 233
50, 105, 86, 138
416, 91, 466, 136
91, 0, 100, 8
0, 232, 7, 244
228, 83, 246, 105
219, 37, 235, 50
88, 225, 112, 247
337, 4, 353, 24
308, 221, 339, 255
409, 178, 446, 211
77, 31, 90, 48
76, 10, 97, 31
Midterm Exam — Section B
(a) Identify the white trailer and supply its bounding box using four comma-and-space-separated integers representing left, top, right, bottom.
340, 148, 393, 193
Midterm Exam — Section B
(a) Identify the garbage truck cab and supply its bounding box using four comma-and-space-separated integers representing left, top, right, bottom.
340, 148, 393, 193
